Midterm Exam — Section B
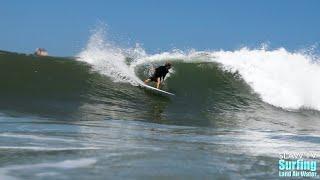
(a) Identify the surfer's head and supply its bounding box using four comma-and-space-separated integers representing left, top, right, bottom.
165, 62, 172, 69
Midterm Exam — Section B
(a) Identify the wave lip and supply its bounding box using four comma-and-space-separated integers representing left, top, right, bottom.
211, 48, 320, 111
78, 28, 141, 86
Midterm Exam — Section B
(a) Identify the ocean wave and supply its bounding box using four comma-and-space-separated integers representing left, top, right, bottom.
1, 29, 320, 119
78, 29, 320, 111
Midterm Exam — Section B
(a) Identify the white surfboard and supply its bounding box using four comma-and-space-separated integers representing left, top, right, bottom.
139, 83, 175, 96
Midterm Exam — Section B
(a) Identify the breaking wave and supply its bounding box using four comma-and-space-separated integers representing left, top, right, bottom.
78, 29, 320, 111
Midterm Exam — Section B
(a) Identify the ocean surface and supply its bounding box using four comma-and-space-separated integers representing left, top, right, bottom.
0, 31, 320, 179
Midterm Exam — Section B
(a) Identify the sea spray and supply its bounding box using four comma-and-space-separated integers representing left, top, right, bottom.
78, 27, 141, 86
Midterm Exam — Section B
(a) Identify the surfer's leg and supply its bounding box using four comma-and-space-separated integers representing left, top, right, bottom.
156, 77, 161, 89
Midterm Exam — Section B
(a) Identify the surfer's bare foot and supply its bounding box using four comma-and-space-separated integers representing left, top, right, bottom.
144, 79, 151, 84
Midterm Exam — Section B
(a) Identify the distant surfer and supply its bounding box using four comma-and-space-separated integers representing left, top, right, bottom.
144, 62, 172, 89
34, 48, 48, 56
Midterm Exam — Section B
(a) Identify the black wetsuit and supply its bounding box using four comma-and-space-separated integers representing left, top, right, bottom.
149, 66, 169, 82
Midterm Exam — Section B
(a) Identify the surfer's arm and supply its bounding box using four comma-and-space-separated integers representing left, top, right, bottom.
160, 73, 167, 83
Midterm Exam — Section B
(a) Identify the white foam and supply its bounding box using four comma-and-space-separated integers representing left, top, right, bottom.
0, 146, 100, 151
0, 158, 96, 179
36, 172, 60, 177
0, 133, 76, 142
210, 48, 320, 110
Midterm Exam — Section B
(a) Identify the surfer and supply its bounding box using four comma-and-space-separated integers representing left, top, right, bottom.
144, 62, 172, 89
34, 48, 48, 56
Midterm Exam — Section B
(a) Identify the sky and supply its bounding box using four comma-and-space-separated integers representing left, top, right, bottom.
0, 0, 319, 56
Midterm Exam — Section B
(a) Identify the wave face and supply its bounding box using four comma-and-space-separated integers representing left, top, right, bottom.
0, 51, 91, 117
1, 30, 320, 127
